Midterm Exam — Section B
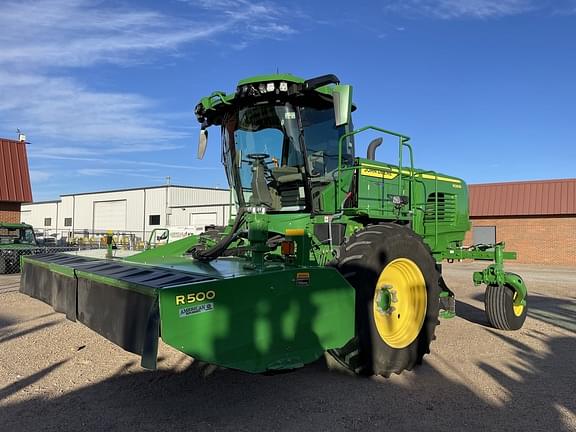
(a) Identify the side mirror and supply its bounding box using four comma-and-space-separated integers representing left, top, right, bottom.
197, 128, 208, 160
333, 84, 353, 127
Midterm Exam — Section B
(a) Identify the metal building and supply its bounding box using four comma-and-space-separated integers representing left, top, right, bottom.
0, 137, 32, 222
21, 185, 232, 244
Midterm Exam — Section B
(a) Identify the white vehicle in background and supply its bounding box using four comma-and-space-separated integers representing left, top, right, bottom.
147, 224, 222, 249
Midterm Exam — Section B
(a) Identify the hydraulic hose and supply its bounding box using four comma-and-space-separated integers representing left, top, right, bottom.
190, 208, 246, 262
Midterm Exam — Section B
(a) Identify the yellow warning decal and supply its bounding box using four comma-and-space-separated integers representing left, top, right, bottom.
359, 163, 462, 184
360, 168, 399, 179
420, 174, 462, 184
285, 228, 305, 236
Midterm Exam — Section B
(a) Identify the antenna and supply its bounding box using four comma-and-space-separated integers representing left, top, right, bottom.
16, 128, 26, 142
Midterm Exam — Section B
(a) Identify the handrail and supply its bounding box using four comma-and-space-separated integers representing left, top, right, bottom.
413, 170, 440, 248
336, 126, 414, 211
147, 228, 170, 249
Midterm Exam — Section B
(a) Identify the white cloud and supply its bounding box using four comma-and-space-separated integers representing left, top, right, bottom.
28, 153, 221, 170
29, 170, 53, 182
76, 168, 163, 178
0, 0, 300, 150
75, 166, 221, 181
0, 71, 190, 146
190, 0, 299, 20
384, 0, 537, 19
28, 144, 185, 157
0, 0, 297, 69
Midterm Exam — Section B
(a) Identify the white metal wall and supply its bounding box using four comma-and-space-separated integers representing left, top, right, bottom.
144, 187, 168, 232
58, 196, 74, 234
170, 188, 231, 226
21, 201, 59, 231
169, 203, 232, 235
22, 186, 232, 241
170, 187, 230, 207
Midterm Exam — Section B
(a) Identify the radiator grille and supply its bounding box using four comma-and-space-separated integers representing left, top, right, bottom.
424, 193, 456, 224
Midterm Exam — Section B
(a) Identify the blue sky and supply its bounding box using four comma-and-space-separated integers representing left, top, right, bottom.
1, 0, 575, 201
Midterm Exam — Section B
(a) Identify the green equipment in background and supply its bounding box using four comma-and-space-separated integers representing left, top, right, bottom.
20, 73, 528, 377
1, 223, 40, 274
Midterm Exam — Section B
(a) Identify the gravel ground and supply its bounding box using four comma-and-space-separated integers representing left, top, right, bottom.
0, 262, 575, 431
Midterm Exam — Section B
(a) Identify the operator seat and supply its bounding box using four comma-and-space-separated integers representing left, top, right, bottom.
249, 159, 273, 208
270, 166, 305, 209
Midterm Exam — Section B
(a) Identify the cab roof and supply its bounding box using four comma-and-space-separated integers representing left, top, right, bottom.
0, 222, 33, 229
195, 73, 355, 127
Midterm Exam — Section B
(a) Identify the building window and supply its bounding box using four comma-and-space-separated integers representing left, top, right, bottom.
64, 218, 72, 227
472, 226, 496, 246
44, 218, 52, 227
149, 215, 161, 226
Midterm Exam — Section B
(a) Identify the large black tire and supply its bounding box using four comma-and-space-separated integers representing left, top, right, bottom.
485, 284, 527, 330
331, 224, 441, 377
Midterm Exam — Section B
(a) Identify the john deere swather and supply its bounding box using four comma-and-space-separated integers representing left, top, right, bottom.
20, 74, 528, 376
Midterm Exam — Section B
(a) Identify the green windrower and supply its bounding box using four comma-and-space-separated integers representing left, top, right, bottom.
19, 73, 528, 377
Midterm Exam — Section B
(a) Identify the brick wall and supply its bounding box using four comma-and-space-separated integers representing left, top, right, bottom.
464, 216, 576, 266
0, 202, 21, 223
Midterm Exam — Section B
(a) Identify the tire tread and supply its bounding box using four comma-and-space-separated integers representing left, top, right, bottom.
334, 223, 441, 377
485, 285, 526, 330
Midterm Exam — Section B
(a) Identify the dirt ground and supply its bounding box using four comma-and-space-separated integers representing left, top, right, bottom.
0, 262, 575, 431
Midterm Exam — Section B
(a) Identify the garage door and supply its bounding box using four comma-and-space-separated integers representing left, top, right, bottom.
189, 213, 217, 233
93, 200, 127, 231
473, 226, 496, 246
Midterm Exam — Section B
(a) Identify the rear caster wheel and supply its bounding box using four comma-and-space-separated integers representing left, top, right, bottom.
485, 285, 527, 330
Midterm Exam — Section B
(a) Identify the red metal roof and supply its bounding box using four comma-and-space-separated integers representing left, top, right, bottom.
470, 178, 576, 217
0, 138, 33, 203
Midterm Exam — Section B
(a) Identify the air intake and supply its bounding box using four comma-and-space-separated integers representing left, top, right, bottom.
424, 193, 456, 224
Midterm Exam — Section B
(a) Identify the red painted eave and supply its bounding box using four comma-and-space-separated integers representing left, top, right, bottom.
0, 138, 33, 203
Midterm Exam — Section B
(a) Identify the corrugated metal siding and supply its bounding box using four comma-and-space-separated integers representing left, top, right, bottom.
59, 197, 74, 229
20, 201, 59, 228
168, 187, 231, 231
145, 188, 167, 230
22, 186, 233, 239
170, 204, 231, 229
170, 186, 230, 207
470, 179, 576, 217
0, 138, 33, 202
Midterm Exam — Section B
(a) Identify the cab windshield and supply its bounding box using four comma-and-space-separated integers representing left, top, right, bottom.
221, 102, 352, 210
0, 227, 36, 245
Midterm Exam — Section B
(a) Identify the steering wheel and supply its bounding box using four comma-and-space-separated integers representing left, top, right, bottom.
246, 153, 274, 182
246, 153, 270, 161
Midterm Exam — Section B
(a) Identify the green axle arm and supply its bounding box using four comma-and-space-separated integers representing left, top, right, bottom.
442, 243, 527, 308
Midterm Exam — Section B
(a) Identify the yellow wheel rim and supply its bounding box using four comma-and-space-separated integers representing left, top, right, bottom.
372, 258, 427, 349
513, 292, 525, 317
